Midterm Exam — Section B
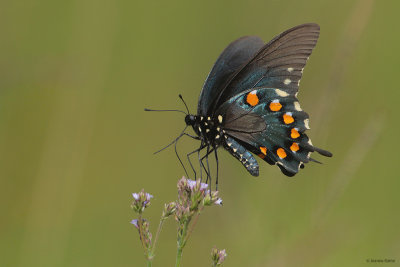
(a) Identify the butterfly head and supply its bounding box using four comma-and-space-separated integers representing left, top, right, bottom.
185, 114, 196, 126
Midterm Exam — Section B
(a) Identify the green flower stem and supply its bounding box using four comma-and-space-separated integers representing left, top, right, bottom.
175, 243, 183, 267
137, 215, 147, 253
150, 217, 166, 260
183, 207, 204, 246
176, 220, 190, 267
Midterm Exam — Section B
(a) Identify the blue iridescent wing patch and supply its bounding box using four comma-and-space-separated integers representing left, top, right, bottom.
216, 87, 331, 176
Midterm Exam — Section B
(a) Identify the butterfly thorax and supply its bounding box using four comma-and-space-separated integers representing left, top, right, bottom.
185, 114, 224, 146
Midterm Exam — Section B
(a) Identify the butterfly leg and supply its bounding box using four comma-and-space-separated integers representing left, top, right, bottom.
198, 142, 203, 181
186, 143, 206, 180
182, 133, 200, 140
199, 146, 215, 187
206, 146, 211, 186
214, 148, 219, 191
173, 132, 201, 179
174, 137, 189, 178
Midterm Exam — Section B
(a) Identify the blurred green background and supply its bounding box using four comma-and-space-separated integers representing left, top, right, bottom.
1, 0, 399, 266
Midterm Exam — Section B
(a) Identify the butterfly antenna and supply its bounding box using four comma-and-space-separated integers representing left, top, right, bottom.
144, 108, 187, 115
153, 126, 188, 154
179, 94, 190, 114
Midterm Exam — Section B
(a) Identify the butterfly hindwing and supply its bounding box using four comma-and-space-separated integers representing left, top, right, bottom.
198, 36, 264, 116
217, 87, 330, 176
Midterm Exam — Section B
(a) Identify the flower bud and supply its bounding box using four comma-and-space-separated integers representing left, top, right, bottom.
211, 247, 227, 266
162, 201, 176, 218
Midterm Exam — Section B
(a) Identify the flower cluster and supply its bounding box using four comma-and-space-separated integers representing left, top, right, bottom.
211, 247, 227, 266
130, 189, 155, 262
131, 189, 153, 214
175, 177, 222, 223
130, 177, 224, 266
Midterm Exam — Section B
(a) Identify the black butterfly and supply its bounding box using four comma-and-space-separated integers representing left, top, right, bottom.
148, 23, 332, 185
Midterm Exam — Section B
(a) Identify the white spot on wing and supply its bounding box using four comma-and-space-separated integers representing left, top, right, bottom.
233, 148, 237, 152
275, 89, 289, 97
304, 119, 310, 129
250, 90, 257, 95
206, 129, 210, 133
308, 139, 313, 145
216, 135, 220, 139
198, 127, 202, 132
287, 67, 294, 72
284, 79, 291, 85
294, 101, 301, 111
218, 115, 223, 123
272, 99, 279, 103
297, 80, 301, 86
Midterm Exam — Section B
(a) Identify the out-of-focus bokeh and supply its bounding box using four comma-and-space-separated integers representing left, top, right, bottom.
1, 0, 399, 266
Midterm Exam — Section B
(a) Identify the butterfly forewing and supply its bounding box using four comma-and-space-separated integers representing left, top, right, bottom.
212, 23, 320, 115
198, 36, 264, 116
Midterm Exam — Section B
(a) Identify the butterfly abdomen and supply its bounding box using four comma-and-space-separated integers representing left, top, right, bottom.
223, 136, 259, 176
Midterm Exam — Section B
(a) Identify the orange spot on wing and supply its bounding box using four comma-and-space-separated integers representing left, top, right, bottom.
283, 113, 294, 124
291, 128, 300, 139
246, 91, 259, 106
269, 101, 282, 111
258, 146, 267, 159
277, 148, 287, 159
290, 143, 299, 152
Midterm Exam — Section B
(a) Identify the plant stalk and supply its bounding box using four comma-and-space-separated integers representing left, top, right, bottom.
175, 220, 189, 267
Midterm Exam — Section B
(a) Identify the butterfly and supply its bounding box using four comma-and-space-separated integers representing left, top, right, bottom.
147, 23, 332, 184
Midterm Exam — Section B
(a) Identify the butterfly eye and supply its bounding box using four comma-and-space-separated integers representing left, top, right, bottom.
184, 115, 196, 126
